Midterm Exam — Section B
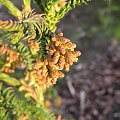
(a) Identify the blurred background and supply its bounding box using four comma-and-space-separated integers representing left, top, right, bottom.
0, 0, 120, 120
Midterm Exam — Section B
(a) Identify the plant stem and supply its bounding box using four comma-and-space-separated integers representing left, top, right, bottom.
23, 0, 31, 13
0, 0, 22, 20
0, 72, 20, 86
35, 85, 45, 108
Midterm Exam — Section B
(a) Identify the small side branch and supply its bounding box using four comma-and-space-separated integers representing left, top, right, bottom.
57, 0, 90, 20
23, 0, 31, 13
0, 72, 20, 86
0, 0, 22, 20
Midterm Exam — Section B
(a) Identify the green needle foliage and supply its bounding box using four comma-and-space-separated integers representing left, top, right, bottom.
0, 84, 55, 120
0, 0, 90, 119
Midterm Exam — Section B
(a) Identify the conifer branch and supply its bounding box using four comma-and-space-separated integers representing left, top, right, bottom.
0, 85, 55, 120
22, 0, 31, 17
23, 0, 31, 11
57, 0, 90, 20
0, 72, 20, 86
0, 20, 24, 32
0, 0, 22, 20
0, 0, 91, 119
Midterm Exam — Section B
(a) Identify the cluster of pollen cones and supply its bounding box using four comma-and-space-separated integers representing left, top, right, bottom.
20, 33, 81, 93
0, 44, 24, 73
0, 32, 81, 102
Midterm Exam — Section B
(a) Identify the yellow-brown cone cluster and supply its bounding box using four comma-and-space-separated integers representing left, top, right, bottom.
20, 33, 81, 93
47, 32, 81, 72
33, 59, 65, 88
0, 44, 25, 73
18, 114, 28, 120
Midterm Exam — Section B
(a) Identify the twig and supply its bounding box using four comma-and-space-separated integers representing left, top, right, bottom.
79, 90, 86, 112
79, 90, 86, 120
66, 75, 76, 97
